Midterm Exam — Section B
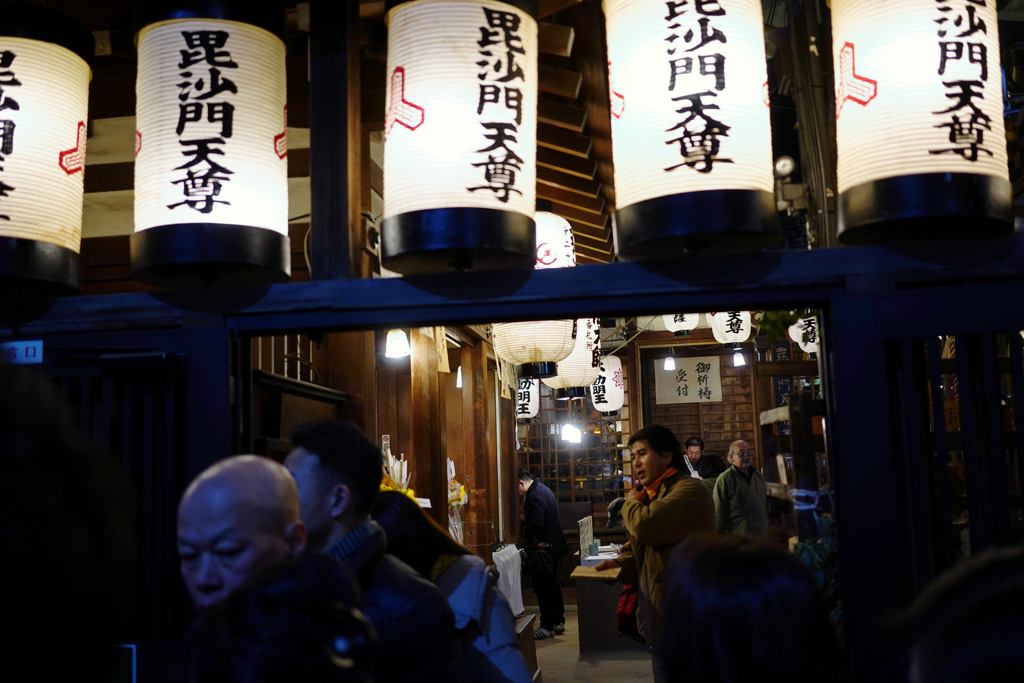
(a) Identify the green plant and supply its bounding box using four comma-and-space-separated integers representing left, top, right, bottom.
792, 515, 844, 645
759, 309, 809, 344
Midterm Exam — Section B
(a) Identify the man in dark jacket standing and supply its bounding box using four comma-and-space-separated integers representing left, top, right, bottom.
285, 419, 463, 683
683, 436, 727, 490
519, 469, 569, 639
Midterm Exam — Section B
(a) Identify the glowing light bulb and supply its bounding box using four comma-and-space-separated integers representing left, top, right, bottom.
664, 356, 676, 371
456, 365, 463, 388
385, 329, 411, 358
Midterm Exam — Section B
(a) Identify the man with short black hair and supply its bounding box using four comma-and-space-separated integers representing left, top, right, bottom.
519, 468, 569, 639
285, 419, 462, 683
683, 436, 727, 488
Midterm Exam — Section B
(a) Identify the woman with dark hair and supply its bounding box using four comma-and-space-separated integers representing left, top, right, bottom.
658, 535, 842, 683
594, 424, 715, 683
187, 554, 376, 683
370, 491, 532, 683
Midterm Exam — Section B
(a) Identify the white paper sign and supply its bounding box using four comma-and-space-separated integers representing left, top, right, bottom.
655, 355, 722, 404
0, 340, 43, 364
578, 515, 593, 554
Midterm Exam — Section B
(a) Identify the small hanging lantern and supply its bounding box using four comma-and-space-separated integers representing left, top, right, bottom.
493, 199, 577, 379
662, 313, 700, 336
830, 0, 1011, 243
708, 311, 752, 344
516, 378, 539, 419
788, 315, 819, 354
131, 2, 290, 287
380, 0, 539, 274
603, 0, 776, 259
0, 5, 93, 298
543, 318, 601, 400
591, 354, 625, 413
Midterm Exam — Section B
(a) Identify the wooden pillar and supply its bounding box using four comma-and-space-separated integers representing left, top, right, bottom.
461, 342, 495, 561
309, 0, 361, 280
410, 328, 447, 524
326, 331, 378, 439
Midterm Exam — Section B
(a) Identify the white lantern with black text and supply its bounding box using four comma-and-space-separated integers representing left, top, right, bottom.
831, 0, 1011, 243
591, 354, 625, 413
709, 311, 752, 344
534, 207, 576, 269
788, 315, 819, 354
543, 318, 601, 400
516, 378, 539, 419
603, 0, 776, 259
132, 6, 290, 287
0, 6, 92, 297
381, 0, 539, 274
663, 313, 700, 336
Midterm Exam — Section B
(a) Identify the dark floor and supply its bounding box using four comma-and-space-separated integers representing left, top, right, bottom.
529, 606, 653, 682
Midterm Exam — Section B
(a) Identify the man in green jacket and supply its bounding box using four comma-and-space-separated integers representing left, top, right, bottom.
594, 425, 715, 683
713, 440, 768, 538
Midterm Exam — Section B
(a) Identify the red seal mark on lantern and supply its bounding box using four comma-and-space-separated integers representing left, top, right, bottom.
58, 121, 86, 175
763, 80, 770, 108
385, 67, 425, 137
135, 130, 142, 157
608, 61, 625, 119
536, 243, 556, 266
274, 104, 288, 159
836, 42, 877, 119
613, 368, 623, 389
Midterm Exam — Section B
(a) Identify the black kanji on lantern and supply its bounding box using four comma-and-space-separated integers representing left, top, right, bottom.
170, 30, 239, 214
930, 1, 992, 161
469, 7, 528, 203
0, 50, 20, 220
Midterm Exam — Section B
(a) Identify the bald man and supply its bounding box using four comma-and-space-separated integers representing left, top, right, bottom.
177, 455, 307, 612
713, 440, 767, 538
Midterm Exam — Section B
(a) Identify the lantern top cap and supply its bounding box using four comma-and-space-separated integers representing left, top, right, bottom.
0, 3, 94, 62
136, 0, 286, 38
385, 0, 539, 22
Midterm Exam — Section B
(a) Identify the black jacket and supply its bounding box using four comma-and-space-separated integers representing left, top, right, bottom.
328, 520, 464, 683
522, 480, 569, 560
695, 453, 728, 480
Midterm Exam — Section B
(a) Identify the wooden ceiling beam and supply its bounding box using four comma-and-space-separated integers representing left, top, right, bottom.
575, 252, 612, 264
539, 63, 582, 99
539, 0, 584, 19
537, 122, 592, 158
538, 22, 574, 57
538, 98, 588, 132
568, 219, 612, 242
537, 165, 602, 197
538, 147, 596, 179
575, 239, 613, 256
556, 205, 608, 230
536, 184, 605, 214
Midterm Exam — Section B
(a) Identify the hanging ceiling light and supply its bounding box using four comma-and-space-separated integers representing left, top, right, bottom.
664, 348, 677, 371
0, 5, 93, 298
456, 365, 463, 388
493, 201, 577, 378
830, 0, 1010, 243
730, 343, 746, 367
385, 329, 411, 358
663, 313, 700, 337
603, 0, 777, 259
543, 318, 601, 400
562, 424, 582, 444
380, 0, 539, 274
132, 2, 291, 287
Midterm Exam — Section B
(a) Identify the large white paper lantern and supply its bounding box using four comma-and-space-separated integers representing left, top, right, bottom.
831, 0, 1011, 243
132, 11, 290, 287
493, 319, 577, 378
708, 311, 752, 344
543, 318, 601, 400
788, 315, 819, 354
603, 0, 776, 259
663, 313, 700, 335
0, 6, 92, 297
516, 378, 540, 419
381, 0, 539, 274
591, 354, 625, 413
535, 209, 576, 269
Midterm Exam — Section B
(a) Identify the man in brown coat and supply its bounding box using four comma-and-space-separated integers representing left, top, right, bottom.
595, 425, 715, 682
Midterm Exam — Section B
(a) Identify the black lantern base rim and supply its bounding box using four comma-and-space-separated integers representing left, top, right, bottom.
136, 0, 287, 38
519, 362, 558, 379
381, 207, 536, 275
673, 330, 693, 337
0, 237, 81, 300
131, 223, 291, 289
555, 387, 588, 401
613, 189, 778, 261
837, 173, 1013, 245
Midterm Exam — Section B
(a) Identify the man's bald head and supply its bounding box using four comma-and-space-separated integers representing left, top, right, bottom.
177, 456, 307, 612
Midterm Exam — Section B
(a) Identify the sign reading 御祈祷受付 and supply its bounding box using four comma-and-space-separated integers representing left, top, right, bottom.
654, 355, 723, 404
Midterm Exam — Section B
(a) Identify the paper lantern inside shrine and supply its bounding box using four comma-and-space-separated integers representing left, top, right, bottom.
788, 316, 819, 354
591, 354, 625, 413
535, 210, 576, 269
709, 311, 752, 344
516, 378, 540, 419
493, 319, 577, 379
380, 0, 539, 274
0, 5, 93, 298
603, 0, 776, 259
663, 313, 700, 336
831, 0, 1011, 243
131, 9, 291, 288
543, 318, 601, 399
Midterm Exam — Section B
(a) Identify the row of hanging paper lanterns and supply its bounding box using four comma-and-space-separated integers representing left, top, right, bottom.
1, 0, 1013, 296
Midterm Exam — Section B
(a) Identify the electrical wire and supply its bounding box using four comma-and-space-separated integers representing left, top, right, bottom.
604, 316, 657, 358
